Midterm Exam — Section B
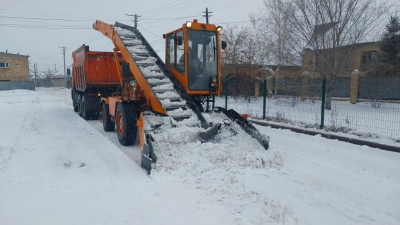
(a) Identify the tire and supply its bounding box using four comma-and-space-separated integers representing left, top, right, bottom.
72, 90, 78, 112
116, 104, 137, 146
91, 111, 99, 120
81, 95, 90, 120
102, 103, 115, 132
78, 94, 83, 117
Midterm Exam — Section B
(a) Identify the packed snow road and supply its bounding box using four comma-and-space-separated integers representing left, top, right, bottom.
1, 88, 399, 225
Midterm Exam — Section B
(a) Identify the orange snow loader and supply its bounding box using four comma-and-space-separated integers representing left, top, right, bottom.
92, 19, 269, 173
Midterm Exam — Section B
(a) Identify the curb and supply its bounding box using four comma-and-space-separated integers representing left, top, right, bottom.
249, 120, 400, 153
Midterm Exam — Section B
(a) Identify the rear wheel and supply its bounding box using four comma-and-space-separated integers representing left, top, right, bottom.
102, 103, 115, 132
72, 89, 78, 112
81, 95, 90, 120
116, 104, 137, 146
91, 111, 99, 120
78, 94, 83, 117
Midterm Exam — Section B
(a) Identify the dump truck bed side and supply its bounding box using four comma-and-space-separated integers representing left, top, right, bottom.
72, 44, 120, 92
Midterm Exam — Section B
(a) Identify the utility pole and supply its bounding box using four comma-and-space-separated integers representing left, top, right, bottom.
34, 63, 37, 80
125, 13, 141, 30
54, 62, 57, 75
59, 46, 66, 87
202, 7, 213, 24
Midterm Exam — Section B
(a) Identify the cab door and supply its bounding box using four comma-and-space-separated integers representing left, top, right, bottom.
165, 29, 189, 91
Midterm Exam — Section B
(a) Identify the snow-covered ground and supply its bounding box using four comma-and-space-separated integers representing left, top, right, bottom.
215, 96, 400, 145
1, 88, 399, 225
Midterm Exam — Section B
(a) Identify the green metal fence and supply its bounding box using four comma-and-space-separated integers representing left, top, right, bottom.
215, 78, 400, 137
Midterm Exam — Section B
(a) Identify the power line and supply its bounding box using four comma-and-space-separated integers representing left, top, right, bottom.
138, 24, 162, 38
0, 15, 131, 22
140, 0, 200, 18
126, 13, 141, 30
138, 0, 189, 15
0, 24, 91, 29
143, 0, 213, 18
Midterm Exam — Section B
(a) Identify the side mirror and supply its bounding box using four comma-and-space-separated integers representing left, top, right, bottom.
221, 41, 227, 50
176, 36, 183, 46
67, 68, 71, 76
122, 63, 130, 78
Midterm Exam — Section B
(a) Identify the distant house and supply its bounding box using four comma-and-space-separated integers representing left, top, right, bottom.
301, 41, 388, 78
52, 74, 71, 88
0, 51, 29, 81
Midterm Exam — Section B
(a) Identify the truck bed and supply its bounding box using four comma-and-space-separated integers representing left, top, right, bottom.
72, 45, 120, 92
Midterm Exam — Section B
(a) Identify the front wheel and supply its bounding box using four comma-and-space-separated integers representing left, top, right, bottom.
116, 104, 137, 146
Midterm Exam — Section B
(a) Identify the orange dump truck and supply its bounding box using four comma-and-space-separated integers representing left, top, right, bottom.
71, 44, 121, 120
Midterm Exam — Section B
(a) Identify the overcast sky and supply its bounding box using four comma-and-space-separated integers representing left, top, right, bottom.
0, 0, 262, 74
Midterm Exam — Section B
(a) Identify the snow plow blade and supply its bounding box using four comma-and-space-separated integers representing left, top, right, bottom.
213, 107, 270, 150
141, 134, 157, 174
199, 124, 222, 142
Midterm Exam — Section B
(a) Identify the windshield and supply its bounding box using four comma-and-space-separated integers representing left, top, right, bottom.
187, 30, 218, 91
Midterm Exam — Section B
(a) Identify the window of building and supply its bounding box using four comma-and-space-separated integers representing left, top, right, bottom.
0, 62, 9, 68
362, 51, 377, 65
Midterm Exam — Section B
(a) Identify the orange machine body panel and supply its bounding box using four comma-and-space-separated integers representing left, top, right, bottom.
72, 44, 121, 92
93, 20, 168, 115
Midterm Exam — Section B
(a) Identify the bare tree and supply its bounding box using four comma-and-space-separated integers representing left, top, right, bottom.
250, 0, 301, 98
43, 68, 55, 81
284, 0, 390, 109
222, 24, 249, 81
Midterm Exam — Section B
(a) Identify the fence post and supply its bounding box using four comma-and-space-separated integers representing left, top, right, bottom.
224, 80, 228, 110
263, 79, 267, 120
320, 79, 326, 129
350, 70, 360, 104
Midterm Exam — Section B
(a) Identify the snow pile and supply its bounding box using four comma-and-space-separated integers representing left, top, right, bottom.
150, 112, 298, 225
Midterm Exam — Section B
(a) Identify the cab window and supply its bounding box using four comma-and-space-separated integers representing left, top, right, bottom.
176, 30, 185, 74
166, 33, 175, 69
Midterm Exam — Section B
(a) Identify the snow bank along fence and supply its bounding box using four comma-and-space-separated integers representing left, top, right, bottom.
215, 77, 400, 137
0, 81, 35, 91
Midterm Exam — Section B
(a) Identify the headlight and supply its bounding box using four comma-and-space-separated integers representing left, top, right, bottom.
216, 26, 223, 32
212, 77, 218, 83
186, 21, 192, 28
129, 80, 137, 87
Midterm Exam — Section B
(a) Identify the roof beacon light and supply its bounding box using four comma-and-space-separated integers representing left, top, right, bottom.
193, 19, 198, 23
186, 21, 193, 28
216, 26, 223, 32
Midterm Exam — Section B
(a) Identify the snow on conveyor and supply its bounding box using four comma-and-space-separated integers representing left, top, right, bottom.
115, 26, 198, 123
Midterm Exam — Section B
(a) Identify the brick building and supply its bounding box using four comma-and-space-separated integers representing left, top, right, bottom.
0, 51, 29, 81
301, 41, 381, 78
